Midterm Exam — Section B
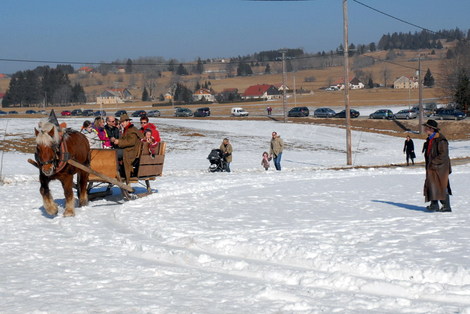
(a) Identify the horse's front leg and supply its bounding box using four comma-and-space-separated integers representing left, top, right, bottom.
40, 174, 58, 216
77, 170, 89, 207
61, 175, 75, 217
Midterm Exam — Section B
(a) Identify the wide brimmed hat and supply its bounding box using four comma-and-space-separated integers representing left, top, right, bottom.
422, 119, 439, 130
119, 114, 132, 123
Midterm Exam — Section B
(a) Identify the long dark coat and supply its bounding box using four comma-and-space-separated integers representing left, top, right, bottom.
424, 132, 452, 202
118, 124, 143, 182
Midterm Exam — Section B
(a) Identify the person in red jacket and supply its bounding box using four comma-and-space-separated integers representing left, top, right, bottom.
139, 116, 161, 143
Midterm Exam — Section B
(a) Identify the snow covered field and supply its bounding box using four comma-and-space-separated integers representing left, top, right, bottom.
1, 117, 470, 313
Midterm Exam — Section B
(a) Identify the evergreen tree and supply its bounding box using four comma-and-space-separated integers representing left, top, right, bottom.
126, 58, 133, 73
367, 78, 374, 89
195, 57, 204, 74
142, 87, 150, 101
423, 68, 435, 87
264, 63, 271, 74
237, 61, 253, 76
454, 71, 470, 112
168, 59, 176, 72
174, 83, 193, 103
176, 63, 188, 75
56, 64, 74, 74
71, 83, 86, 103
194, 81, 201, 91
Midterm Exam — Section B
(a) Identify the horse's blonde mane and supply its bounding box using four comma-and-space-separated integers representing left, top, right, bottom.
36, 121, 60, 146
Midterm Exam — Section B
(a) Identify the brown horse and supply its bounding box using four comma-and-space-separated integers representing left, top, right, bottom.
34, 121, 90, 217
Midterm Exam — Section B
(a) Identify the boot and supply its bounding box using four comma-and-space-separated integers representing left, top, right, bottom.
437, 194, 452, 212
426, 200, 439, 211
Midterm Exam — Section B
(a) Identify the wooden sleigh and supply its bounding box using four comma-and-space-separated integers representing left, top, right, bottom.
83, 142, 166, 200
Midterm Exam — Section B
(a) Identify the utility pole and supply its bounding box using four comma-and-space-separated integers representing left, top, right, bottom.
281, 49, 287, 123
418, 55, 424, 133
343, 0, 352, 165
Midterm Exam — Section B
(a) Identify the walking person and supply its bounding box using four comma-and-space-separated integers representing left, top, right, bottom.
403, 135, 416, 166
261, 151, 271, 171
422, 120, 452, 212
219, 138, 233, 172
269, 131, 284, 171
266, 106, 272, 116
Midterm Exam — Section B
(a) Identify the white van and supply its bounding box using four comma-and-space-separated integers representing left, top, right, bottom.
231, 107, 249, 117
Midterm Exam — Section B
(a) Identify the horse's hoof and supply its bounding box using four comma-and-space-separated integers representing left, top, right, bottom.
45, 209, 58, 216
63, 210, 75, 217
44, 206, 58, 216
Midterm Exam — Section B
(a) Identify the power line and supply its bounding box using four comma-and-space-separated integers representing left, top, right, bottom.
351, 0, 436, 34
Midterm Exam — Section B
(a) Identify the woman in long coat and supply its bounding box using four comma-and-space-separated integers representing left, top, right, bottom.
403, 135, 415, 165
423, 120, 452, 212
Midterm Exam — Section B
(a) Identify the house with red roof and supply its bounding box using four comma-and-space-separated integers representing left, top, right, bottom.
77, 66, 95, 74
242, 84, 280, 100
193, 88, 215, 102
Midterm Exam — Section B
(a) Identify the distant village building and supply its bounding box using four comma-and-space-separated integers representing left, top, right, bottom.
242, 84, 280, 100
0, 92, 5, 104
116, 67, 126, 74
393, 76, 418, 89
192, 88, 215, 102
96, 88, 133, 104
273, 83, 290, 93
335, 76, 364, 90
164, 93, 173, 101
77, 66, 95, 74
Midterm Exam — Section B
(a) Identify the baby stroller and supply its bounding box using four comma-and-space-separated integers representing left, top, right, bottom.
207, 149, 227, 172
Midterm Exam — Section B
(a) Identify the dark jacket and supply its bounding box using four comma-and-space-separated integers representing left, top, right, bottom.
424, 132, 452, 202
403, 139, 415, 154
105, 124, 120, 149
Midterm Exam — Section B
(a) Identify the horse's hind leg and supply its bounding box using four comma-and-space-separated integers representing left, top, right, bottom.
61, 175, 75, 217
40, 174, 58, 216
77, 170, 89, 207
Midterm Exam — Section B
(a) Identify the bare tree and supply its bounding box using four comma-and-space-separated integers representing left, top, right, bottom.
381, 67, 392, 88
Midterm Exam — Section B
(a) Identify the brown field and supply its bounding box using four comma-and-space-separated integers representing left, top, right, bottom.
3, 47, 469, 146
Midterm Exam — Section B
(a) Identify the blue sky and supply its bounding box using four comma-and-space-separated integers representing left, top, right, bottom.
1, 0, 469, 74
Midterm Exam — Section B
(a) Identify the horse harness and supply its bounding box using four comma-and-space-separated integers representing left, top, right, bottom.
35, 132, 71, 174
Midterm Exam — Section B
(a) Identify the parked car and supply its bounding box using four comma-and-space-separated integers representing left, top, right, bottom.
61, 110, 72, 116
131, 110, 147, 117
313, 107, 335, 118
369, 109, 394, 119
115, 110, 127, 117
0, 110, 7, 115
147, 110, 161, 117
8, 110, 18, 114
325, 86, 339, 91
71, 109, 83, 116
288, 106, 310, 117
175, 108, 193, 117
231, 107, 249, 117
194, 107, 211, 117
82, 109, 94, 116
411, 105, 434, 117
431, 108, 466, 120
394, 109, 417, 120
94, 110, 106, 117
25, 110, 37, 114
38, 110, 48, 115
335, 109, 360, 118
